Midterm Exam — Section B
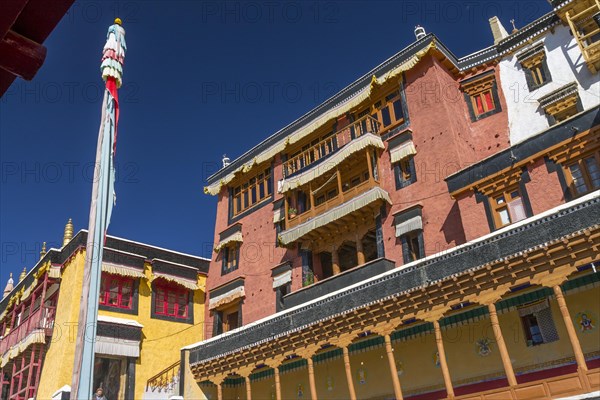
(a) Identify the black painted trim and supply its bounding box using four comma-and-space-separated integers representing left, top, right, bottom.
392, 205, 422, 225
546, 156, 572, 202
179, 351, 186, 397
209, 277, 245, 298
387, 130, 413, 149
152, 259, 198, 281
463, 78, 502, 123
476, 190, 496, 233
445, 106, 600, 194
271, 261, 292, 277
219, 223, 243, 241
189, 194, 600, 364
97, 321, 142, 341
98, 278, 139, 316
125, 358, 136, 400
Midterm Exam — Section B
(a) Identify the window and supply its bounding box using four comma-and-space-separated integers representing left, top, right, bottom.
518, 45, 552, 90
222, 243, 239, 275
154, 283, 189, 319
401, 231, 424, 263
519, 301, 559, 347
394, 158, 417, 189
369, 88, 405, 131
489, 187, 528, 229
99, 275, 134, 310
231, 167, 272, 216
461, 73, 501, 121
275, 283, 291, 312
218, 303, 241, 333
564, 150, 600, 197
539, 83, 582, 125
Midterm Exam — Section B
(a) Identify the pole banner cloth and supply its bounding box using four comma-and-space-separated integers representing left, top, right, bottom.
71, 19, 126, 400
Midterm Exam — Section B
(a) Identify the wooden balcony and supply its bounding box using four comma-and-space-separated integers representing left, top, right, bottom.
283, 115, 381, 178
0, 305, 55, 355
287, 177, 379, 230
562, 0, 600, 73
146, 360, 180, 396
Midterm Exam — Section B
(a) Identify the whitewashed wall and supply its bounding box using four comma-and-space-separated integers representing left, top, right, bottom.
498, 24, 600, 145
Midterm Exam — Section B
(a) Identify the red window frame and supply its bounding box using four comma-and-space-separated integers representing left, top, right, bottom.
99, 274, 134, 310
154, 282, 189, 319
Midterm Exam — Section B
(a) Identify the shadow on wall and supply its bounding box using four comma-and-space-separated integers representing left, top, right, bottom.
441, 201, 466, 247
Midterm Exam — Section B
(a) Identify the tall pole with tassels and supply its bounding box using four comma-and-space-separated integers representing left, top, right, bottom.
71, 18, 127, 399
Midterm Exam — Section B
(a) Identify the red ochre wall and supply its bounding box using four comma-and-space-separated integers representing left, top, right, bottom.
205, 55, 517, 328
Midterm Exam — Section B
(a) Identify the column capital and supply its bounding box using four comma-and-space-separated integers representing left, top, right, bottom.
296, 344, 321, 359
210, 374, 228, 385
331, 334, 355, 349
236, 366, 255, 378
264, 355, 287, 369
419, 306, 450, 323
371, 319, 401, 337
529, 266, 573, 288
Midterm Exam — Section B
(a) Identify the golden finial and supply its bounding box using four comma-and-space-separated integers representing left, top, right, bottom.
2, 273, 14, 299
370, 75, 378, 87
63, 218, 73, 247
510, 19, 518, 34
19, 267, 27, 282
40, 242, 47, 260
114, 18, 122, 25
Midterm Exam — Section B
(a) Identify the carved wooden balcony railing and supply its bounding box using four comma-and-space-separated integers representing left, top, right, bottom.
283, 115, 381, 177
0, 305, 55, 355
564, 0, 600, 73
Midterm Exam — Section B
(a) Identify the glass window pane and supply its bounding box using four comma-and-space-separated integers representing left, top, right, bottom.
155, 289, 165, 313
167, 292, 176, 315
381, 107, 391, 127
569, 164, 589, 194
475, 95, 484, 114
498, 208, 511, 225
484, 91, 494, 111
121, 282, 132, 308
392, 99, 404, 122
495, 196, 505, 204
108, 280, 119, 305
585, 156, 600, 188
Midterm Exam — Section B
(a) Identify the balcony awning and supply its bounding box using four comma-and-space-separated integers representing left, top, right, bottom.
102, 262, 146, 279
214, 231, 243, 253
203, 42, 436, 197
279, 186, 391, 246
96, 336, 140, 358
395, 216, 423, 237
209, 286, 245, 310
273, 270, 292, 289
390, 141, 416, 164
279, 134, 385, 193
153, 272, 199, 291
0, 329, 45, 368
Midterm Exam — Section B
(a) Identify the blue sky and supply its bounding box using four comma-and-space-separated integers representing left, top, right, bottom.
0, 0, 552, 285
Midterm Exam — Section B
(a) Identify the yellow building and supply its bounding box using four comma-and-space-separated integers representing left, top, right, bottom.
0, 220, 208, 400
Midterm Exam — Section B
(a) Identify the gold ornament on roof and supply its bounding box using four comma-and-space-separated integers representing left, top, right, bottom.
63, 218, 73, 247
19, 267, 27, 282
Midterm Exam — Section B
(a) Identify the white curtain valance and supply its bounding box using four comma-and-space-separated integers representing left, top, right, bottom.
395, 216, 423, 237
203, 43, 436, 196
279, 187, 392, 245
95, 336, 140, 358
48, 266, 61, 279
390, 141, 417, 164
209, 286, 245, 310
273, 207, 285, 223
214, 231, 243, 253
153, 272, 198, 291
102, 263, 146, 279
272, 270, 292, 289
279, 134, 385, 193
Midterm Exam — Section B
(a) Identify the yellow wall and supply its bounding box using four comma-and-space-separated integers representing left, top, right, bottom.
37, 253, 206, 400
37, 250, 86, 398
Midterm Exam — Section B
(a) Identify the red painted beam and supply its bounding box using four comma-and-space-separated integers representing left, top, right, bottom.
0, 29, 46, 80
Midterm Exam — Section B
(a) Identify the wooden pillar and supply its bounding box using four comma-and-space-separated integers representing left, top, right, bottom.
245, 376, 252, 400
365, 149, 374, 183
216, 383, 222, 400
384, 334, 403, 400
356, 234, 365, 266
307, 357, 318, 400
273, 366, 282, 400
488, 302, 517, 386
553, 285, 590, 390
433, 320, 454, 399
332, 245, 341, 275
336, 167, 344, 202
342, 346, 357, 400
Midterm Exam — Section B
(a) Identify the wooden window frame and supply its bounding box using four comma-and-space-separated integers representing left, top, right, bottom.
99, 274, 135, 311
488, 186, 528, 229
219, 302, 242, 334
563, 149, 600, 198
152, 282, 191, 321
394, 157, 417, 190
367, 87, 406, 133
521, 313, 545, 347
401, 230, 424, 264
520, 51, 552, 91
231, 167, 273, 217
221, 243, 240, 275
461, 73, 502, 122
